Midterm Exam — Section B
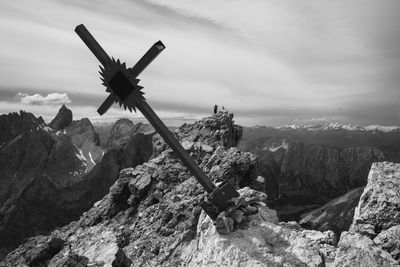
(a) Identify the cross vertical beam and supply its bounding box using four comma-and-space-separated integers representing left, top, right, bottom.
75, 24, 240, 220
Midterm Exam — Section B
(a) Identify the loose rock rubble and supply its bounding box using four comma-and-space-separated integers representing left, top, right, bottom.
182, 193, 336, 266
213, 187, 274, 235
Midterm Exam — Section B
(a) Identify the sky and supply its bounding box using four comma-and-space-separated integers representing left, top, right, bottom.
0, 0, 399, 127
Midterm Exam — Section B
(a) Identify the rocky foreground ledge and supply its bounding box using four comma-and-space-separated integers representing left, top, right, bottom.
1, 111, 400, 266
183, 162, 400, 267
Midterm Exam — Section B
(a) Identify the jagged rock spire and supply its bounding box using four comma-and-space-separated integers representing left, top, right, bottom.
49, 104, 73, 130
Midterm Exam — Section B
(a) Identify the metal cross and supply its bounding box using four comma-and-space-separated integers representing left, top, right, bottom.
75, 24, 239, 219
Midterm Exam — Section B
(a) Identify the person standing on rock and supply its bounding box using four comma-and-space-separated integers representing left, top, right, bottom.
214, 104, 218, 114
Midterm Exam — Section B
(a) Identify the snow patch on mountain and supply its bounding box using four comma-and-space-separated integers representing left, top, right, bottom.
88, 152, 95, 165
365, 125, 400, 132
75, 146, 87, 167
267, 140, 289, 152
278, 122, 399, 132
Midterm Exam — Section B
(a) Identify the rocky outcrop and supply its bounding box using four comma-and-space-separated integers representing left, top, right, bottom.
299, 187, 364, 236
333, 231, 398, 266
350, 162, 400, 238
177, 111, 242, 149
0, 111, 43, 143
48, 104, 72, 131
334, 161, 400, 266
183, 205, 336, 266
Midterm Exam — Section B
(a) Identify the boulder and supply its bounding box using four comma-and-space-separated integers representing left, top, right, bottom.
333, 231, 398, 267
350, 162, 400, 238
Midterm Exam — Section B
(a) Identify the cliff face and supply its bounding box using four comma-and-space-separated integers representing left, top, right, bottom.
279, 143, 384, 203
240, 127, 393, 208
106, 118, 153, 149
65, 118, 103, 171
0, 111, 88, 251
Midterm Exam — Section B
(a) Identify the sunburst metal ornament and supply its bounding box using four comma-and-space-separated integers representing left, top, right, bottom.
75, 24, 240, 220
99, 57, 145, 112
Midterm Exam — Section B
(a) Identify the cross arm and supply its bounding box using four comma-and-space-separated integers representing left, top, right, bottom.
129, 41, 165, 78
75, 24, 112, 67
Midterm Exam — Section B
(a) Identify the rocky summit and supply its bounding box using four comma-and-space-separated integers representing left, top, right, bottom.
2, 111, 400, 266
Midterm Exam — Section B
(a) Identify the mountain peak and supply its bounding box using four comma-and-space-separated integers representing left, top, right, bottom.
49, 105, 73, 131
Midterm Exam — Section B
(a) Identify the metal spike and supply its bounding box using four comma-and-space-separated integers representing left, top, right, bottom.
128, 106, 132, 112
117, 58, 120, 64
99, 65, 105, 72
133, 106, 136, 112
119, 101, 122, 107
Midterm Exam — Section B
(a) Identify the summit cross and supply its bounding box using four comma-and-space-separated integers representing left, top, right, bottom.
74, 24, 239, 219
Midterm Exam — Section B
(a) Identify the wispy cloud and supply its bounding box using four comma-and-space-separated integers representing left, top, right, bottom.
16, 92, 71, 105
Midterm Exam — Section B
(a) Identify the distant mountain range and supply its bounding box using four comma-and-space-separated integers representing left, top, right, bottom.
251, 122, 400, 132
239, 122, 400, 221
276, 122, 399, 132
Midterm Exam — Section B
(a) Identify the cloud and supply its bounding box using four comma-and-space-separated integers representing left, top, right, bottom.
16, 92, 71, 105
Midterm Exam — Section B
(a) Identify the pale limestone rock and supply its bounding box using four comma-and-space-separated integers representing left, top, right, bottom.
350, 162, 400, 238
374, 225, 400, 263
53, 224, 119, 266
183, 207, 335, 267
333, 231, 398, 267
